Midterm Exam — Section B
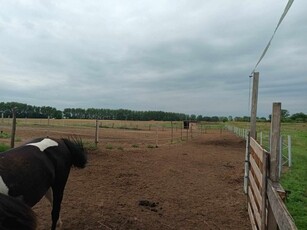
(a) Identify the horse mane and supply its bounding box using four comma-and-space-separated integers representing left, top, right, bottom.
0, 193, 37, 230
62, 137, 87, 168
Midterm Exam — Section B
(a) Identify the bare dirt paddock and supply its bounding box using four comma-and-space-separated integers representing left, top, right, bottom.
2, 124, 250, 229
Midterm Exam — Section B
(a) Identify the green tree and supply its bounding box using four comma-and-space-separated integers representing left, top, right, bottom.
196, 115, 203, 121
190, 114, 196, 121
290, 112, 307, 122
281, 109, 290, 121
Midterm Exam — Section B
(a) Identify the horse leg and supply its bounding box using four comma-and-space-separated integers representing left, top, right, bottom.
45, 187, 63, 229
50, 187, 65, 230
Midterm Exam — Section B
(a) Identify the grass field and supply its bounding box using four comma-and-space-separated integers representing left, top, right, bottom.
228, 121, 307, 229
279, 123, 307, 229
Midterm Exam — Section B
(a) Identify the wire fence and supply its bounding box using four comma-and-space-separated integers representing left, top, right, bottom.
1, 118, 225, 150
225, 125, 292, 175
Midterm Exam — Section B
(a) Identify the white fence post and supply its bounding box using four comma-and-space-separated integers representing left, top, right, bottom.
280, 135, 292, 172
288, 135, 292, 167
279, 136, 283, 177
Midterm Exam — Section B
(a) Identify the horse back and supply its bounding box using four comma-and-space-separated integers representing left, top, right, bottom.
0, 138, 72, 207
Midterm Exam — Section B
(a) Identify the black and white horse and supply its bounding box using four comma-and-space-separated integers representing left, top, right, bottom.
0, 137, 87, 230
0, 193, 37, 230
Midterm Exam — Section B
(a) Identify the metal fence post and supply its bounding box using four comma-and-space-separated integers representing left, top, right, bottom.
288, 135, 292, 167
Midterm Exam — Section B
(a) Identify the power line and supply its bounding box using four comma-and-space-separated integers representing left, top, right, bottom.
250, 0, 294, 75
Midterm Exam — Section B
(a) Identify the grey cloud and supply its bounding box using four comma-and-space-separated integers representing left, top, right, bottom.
0, 0, 306, 117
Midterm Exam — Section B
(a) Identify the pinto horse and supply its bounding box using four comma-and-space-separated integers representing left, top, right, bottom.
0, 137, 87, 230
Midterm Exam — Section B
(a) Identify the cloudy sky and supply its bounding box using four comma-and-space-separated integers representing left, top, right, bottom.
0, 0, 306, 117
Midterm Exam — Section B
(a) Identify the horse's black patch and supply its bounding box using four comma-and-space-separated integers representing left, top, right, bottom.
0, 193, 37, 230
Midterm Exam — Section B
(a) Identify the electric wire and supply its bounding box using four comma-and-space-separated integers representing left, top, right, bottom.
250, 0, 294, 75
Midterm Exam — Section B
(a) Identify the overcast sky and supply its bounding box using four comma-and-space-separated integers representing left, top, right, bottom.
0, 0, 306, 117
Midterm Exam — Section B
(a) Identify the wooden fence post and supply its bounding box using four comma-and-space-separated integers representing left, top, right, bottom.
10, 108, 17, 148
95, 119, 99, 147
190, 124, 193, 139
181, 122, 183, 141
247, 72, 259, 197
270, 102, 281, 182
243, 132, 250, 194
171, 121, 173, 143
186, 124, 189, 141
155, 126, 158, 147
267, 102, 281, 230
261, 151, 269, 230
250, 72, 259, 139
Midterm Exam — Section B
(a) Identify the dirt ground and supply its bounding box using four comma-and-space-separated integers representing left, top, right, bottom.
1, 125, 250, 230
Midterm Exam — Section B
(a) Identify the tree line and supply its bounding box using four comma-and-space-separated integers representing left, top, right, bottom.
1, 102, 306, 122
0, 102, 63, 119
0, 102, 188, 121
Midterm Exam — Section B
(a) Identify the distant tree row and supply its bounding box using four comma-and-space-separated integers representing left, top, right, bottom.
232, 109, 307, 123
0, 102, 188, 121
62, 108, 188, 121
0, 102, 62, 119
0, 102, 306, 122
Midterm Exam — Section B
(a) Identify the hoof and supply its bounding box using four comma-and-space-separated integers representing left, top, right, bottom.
57, 219, 63, 229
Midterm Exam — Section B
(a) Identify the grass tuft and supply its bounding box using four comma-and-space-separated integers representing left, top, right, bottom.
0, 143, 10, 152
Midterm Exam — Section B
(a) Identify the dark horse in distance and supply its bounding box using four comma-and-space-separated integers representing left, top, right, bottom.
0, 137, 87, 230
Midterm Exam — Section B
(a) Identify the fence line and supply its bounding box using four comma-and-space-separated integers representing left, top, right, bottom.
225, 125, 248, 139
2, 119, 226, 149
228, 124, 295, 228
247, 136, 297, 230
227, 106, 297, 229
248, 137, 268, 229
226, 125, 292, 173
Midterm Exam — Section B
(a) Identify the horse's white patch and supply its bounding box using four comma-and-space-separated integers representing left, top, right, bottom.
26, 138, 58, 152
0, 176, 9, 195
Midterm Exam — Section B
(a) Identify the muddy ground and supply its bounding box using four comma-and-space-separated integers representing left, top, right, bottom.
1, 125, 250, 229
